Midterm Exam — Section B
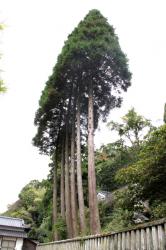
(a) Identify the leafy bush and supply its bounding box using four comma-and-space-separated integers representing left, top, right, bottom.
103, 208, 132, 232
116, 125, 166, 201
99, 202, 113, 228
53, 216, 67, 240
151, 201, 166, 219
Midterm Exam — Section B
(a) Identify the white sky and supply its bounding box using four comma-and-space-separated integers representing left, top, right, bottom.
0, 0, 166, 213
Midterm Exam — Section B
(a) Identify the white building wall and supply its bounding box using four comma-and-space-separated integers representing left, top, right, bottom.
15, 238, 23, 250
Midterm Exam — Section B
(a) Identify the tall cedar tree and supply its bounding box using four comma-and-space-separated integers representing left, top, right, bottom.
33, 73, 79, 238
76, 89, 86, 234
33, 79, 67, 239
70, 85, 78, 237
60, 138, 65, 220
52, 150, 58, 240
33, 9, 131, 236
58, 10, 131, 234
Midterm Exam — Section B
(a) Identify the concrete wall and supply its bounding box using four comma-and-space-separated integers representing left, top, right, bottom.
15, 238, 23, 250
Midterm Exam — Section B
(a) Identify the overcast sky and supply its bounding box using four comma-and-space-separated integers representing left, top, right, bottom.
0, 0, 166, 213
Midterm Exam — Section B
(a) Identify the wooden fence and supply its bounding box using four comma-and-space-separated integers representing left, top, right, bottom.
37, 218, 166, 250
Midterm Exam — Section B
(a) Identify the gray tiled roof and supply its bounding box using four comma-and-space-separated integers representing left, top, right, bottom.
0, 229, 27, 238
0, 216, 25, 228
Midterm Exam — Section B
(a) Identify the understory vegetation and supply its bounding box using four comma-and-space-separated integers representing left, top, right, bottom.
3, 108, 166, 242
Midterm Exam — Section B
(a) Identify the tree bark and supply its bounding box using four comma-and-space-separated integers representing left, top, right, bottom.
65, 93, 73, 238
88, 81, 101, 234
76, 92, 86, 235
60, 139, 65, 220
70, 107, 78, 237
65, 124, 73, 238
52, 150, 58, 240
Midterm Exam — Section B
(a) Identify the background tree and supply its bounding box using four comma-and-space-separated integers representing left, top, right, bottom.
108, 108, 152, 147
96, 109, 153, 194
113, 123, 166, 227
164, 103, 166, 123
116, 124, 166, 201
3, 179, 52, 242
94, 109, 155, 231
96, 140, 131, 191
0, 23, 6, 93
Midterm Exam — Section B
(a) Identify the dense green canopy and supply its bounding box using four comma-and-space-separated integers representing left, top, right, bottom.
33, 9, 131, 155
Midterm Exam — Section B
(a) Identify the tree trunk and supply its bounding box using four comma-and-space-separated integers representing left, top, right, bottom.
60, 140, 65, 220
76, 92, 86, 234
70, 108, 78, 237
52, 151, 58, 240
65, 119, 73, 238
65, 94, 73, 238
88, 81, 101, 234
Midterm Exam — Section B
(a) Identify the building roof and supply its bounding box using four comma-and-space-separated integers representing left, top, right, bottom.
0, 216, 27, 238
0, 216, 25, 228
0, 229, 27, 238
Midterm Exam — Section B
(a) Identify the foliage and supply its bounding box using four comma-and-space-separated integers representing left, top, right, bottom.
33, 9, 131, 156
53, 216, 67, 240
116, 124, 166, 201
34, 216, 52, 243
95, 110, 166, 232
105, 124, 166, 229
96, 109, 153, 192
3, 179, 53, 243
151, 201, 166, 219
164, 103, 166, 123
101, 189, 134, 232
108, 108, 152, 147
0, 23, 6, 93
96, 140, 133, 191
98, 202, 112, 228
0, 80, 6, 93
103, 208, 132, 232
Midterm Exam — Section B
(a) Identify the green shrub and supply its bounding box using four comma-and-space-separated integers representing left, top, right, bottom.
103, 208, 132, 232
53, 216, 67, 240
151, 201, 166, 219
